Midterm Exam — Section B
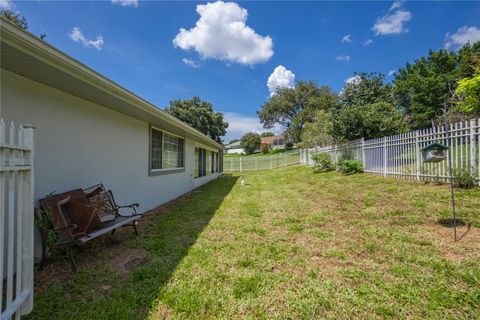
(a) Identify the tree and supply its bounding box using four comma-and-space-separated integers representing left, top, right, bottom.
299, 110, 333, 148
1, 10, 28, 30
454, 72, 480, 115
240, 133, 261, 155
332, 101, 405, 141
393, 46, 471, 129
457, 41, 480, 79
333, 73, 405, 141
260, 132, 275, 138
341, 72, 394, 107
258, 81, 337, 143
165, 97, 228, 143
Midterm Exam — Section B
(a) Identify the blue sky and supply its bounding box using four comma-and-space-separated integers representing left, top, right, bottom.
3, 0, 480, 142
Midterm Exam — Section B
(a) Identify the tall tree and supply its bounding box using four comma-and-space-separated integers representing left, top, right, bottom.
457, 41, 480, 79
258, 81, 337, 143
299, 110, 333, 148
332, 102, 405, 141
332, 73, 405, 141
393, 47, 468, 129
454, 71, 480, 116
165, 97, 228, 143
1, 10, 28, 30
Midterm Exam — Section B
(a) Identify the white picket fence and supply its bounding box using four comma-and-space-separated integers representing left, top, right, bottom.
301, 118, 480, 184
224, 149, 301, 172
0, 119, 35, 319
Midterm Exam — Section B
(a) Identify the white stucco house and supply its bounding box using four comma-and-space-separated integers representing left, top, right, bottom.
224, 141, 245, 154
0, 18, 224, 212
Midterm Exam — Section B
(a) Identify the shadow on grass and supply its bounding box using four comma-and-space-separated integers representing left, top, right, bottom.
437, 218, 468, 227
437, 218, 472, 241
28, 175, 238, 319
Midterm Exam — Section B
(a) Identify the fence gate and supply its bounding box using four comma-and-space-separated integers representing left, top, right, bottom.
0, 119, 34, 319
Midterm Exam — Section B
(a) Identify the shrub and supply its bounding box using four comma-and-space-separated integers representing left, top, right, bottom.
339, 149, 355, 161
338, 159, 364, 175
312, 152, 335, 171
261, 143, 271, 154
453, 166, 476, 189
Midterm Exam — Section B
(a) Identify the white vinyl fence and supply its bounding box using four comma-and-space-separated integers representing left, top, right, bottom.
301, 118, 480, 185
224, 149, 301, 173
1, 119, 34, 319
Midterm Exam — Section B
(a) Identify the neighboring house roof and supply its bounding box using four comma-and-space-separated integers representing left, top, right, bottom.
224, 141, 242, 149
261, 135, 284, 145
0, 17, 222, 150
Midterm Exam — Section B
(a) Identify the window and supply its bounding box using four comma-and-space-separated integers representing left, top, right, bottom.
211, 152, 215, 173
206, 150, 211, 176
195, 147, 219, 178
150, 127, 184, 173
194, 148, 199, 178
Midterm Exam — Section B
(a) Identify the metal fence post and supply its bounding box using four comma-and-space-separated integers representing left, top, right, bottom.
415, 131, 421, 180
470, 119, 477, 182
361, 137, 365, 166
284, 152, 287, 167
240, 157, 242, 173
270, 155, 272, 169
255, 157, 257, 171
383, 137, 387, 177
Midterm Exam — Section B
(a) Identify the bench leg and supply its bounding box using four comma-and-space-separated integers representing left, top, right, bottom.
66, 247, 77, 272
111, 228, 116, 236
133, 221, 138, 236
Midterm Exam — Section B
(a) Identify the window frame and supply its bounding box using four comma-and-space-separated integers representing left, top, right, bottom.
194, 146, 220, 179
149, 125, 186, 176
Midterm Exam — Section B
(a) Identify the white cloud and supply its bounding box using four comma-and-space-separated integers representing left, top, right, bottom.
444, 26, 480, 49
173, 1, 273, 66
341, 34, 352, 44
267, 65, 295, 97
222, 112, 282, 141
111, 0, 138, 7
0, 0, 13, 10
387, 69, 396, 77
362, 39, 374, 46
389, 0, 404, 11
182, 58, 200, 68
372, 10, 412, 36
336, 55, 351, 62
345, 75, 361, 85
69, 27, 104, 50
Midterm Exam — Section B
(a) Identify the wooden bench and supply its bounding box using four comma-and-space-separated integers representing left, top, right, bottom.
36, 184, 142, 271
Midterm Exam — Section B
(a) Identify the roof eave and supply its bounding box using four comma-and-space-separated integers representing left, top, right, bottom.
0, 17, 223, 150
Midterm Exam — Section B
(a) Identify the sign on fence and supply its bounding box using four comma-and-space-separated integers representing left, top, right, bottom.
0, 119, 35, 319
301, 118, 479, 185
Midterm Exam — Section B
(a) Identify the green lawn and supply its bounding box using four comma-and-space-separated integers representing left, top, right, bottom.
30, 166, 480, 319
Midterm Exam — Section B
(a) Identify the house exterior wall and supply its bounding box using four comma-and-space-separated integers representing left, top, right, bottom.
1, 69, 220, 212
226, 148, 245, 154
